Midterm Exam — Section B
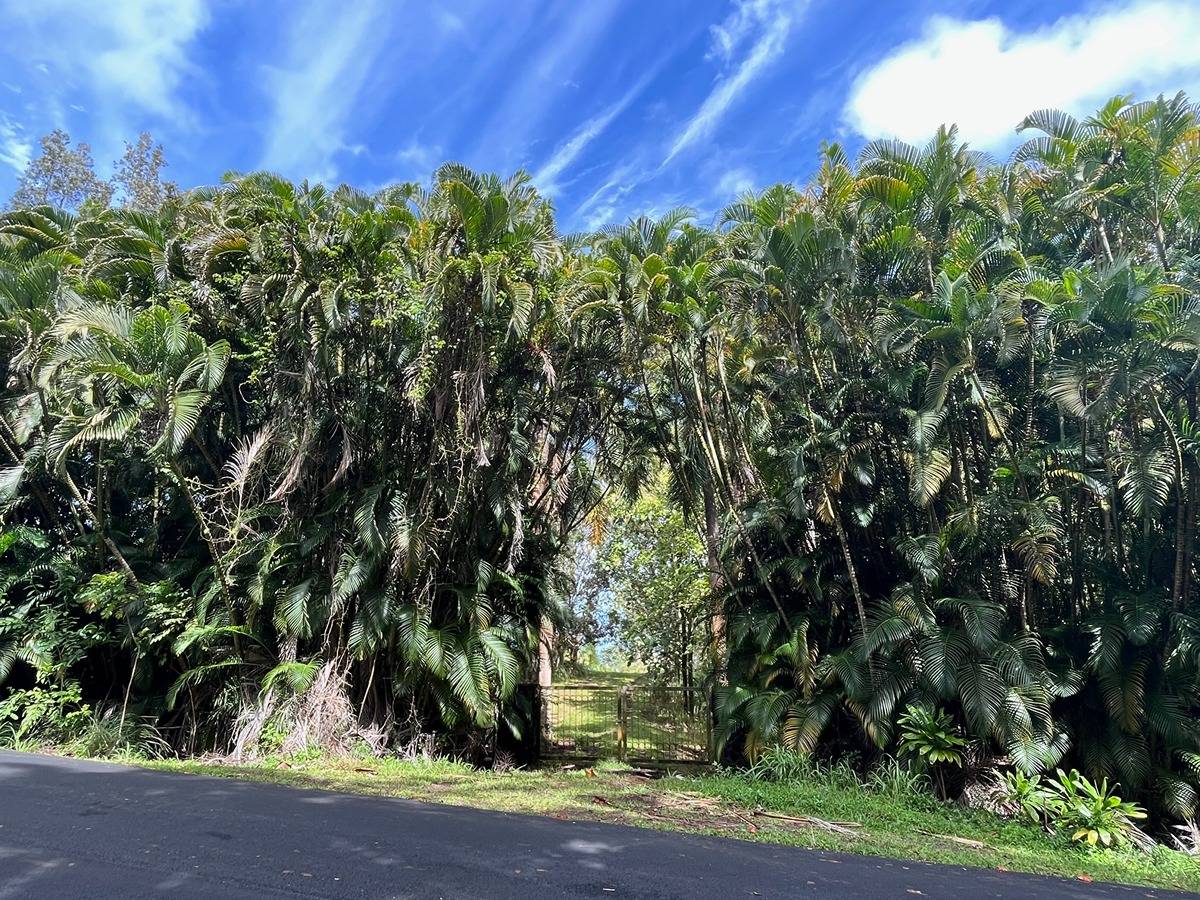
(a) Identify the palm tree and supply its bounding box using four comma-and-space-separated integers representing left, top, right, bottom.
0, 95, 1198, 821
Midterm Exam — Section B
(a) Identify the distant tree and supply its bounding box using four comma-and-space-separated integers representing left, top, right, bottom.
10, 129, 112, 210
593, 476, 709, 688
558, 538, 616, 669
112, 133, 173, 211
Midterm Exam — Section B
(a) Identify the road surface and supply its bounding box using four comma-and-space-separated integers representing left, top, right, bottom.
0, 751, 1190, 899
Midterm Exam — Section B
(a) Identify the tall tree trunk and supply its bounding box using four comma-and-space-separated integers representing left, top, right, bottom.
170, 461, 242, 658
537, 614, 554, 688
1184, 390, 1199, 603
704, 487, 727, 684
61, 467, 139, 588
1025, 315, 1037, 443
1172, 481, 1188, 610
829, 495, 869, 641
1150, 395, 1186, 607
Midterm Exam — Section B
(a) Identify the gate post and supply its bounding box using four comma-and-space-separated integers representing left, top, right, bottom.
616, 686, 629, 761
707, 686, 717, 764
533, 684, 543, 762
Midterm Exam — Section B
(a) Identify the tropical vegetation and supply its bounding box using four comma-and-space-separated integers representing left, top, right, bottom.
3, 93, 1200, 847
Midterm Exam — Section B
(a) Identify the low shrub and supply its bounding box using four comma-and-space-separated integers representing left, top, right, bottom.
0, 684, 91, 749
744, 746, 860, 789
865, 757, 933, 805
994, 769, 1054, 824
745, 746, 820, 782
70, 706, 172, 759
1043, 769, 1148, 849
993, 765, 1150, 849
897, 705, 966, 798
897, 705, 967, 766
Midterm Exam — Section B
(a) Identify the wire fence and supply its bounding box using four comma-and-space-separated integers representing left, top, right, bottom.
537, 683, 710, 764
540, 684, 620, 759
624, 686, 708, 763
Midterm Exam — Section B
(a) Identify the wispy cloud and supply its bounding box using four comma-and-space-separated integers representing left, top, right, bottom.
533, 71, 658, 195
846, 0, 1200, 149
1, 0, 209, 125
260, 1, 394, 181
716, 166, 755, 197
707, 0, 779, 64
0, 115, 33, 173
473, 0, 624, 168
395, 139, 444, 182
562, 0, 799, 229
88, 0, 209, 122
664, 0, 797, 164
573, 160, 641, 231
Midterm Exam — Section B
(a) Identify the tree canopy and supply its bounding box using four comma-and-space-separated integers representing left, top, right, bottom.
3, 94, 1200, 826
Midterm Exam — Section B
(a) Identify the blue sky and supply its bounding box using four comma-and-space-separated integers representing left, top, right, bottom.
3, 0, 1200, 230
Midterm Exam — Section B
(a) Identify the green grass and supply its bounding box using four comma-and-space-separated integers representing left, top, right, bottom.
140, 753, 656, 818
559, 668, 644, 687
688, 772, 1200, 892
125, 753, 1200, 893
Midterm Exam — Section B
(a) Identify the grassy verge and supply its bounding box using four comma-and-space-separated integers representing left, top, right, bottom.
127, 753, 1200, 893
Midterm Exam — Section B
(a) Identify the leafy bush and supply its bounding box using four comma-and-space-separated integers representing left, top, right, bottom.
0, 684, 91, 748
898, 705, 966, 766
897, 705, 965, 798
995, 769, 1054, 824
1044, 769, 1147, 848
992, 767, 1150, 848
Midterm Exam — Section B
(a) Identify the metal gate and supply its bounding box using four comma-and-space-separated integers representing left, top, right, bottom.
537, 683, 710, 764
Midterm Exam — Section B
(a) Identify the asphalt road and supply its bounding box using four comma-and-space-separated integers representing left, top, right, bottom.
0, 750, 1192, 899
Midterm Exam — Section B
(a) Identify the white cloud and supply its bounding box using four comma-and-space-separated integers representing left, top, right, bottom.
533, 72, 656, 195
260, 1, 393, 181
847, 1, 1200, 149
0, 115, 33, 173
716, 167, 755, 197
581, 201, 622, 233
89, 1, 208, 121
574, 160, 640, 231
395, 139, 444, 180
708, 0, 781, 65
2, 0, 209, 124
434, 9, 466, 35
665, 0, 798, 164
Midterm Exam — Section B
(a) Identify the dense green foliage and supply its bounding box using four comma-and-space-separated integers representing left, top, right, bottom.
3, 94, 1200, 831
0, 168, 633, 753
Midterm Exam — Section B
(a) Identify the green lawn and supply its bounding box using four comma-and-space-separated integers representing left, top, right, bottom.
131, 753, 1200, 893
559, 668, 644, 687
